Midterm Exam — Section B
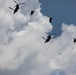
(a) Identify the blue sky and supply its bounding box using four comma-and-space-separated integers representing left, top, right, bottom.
39, 0, 76, 36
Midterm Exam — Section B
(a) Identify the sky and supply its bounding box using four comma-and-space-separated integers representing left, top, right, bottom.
0, 0, 76, 75
39, 0, 76, 36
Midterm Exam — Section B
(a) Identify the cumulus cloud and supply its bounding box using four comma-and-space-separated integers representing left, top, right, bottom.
0, 0, 76, 75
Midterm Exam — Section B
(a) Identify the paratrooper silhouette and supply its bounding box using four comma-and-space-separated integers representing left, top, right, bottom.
9, 0, 25, 14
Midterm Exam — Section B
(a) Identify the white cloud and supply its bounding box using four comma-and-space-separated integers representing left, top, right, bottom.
0, 0, 76, 75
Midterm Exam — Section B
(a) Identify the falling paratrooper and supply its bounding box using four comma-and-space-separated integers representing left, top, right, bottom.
31, 10, 35, 15
9, 0, 25, 14
74, 38, 76, 43
72, 38, 76, 49
30, 8, 35, 15
42, 32, 56, 43
49, 17, 53, 23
